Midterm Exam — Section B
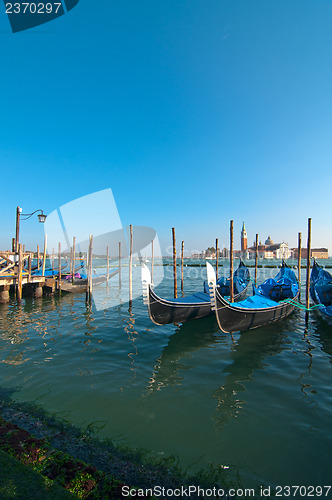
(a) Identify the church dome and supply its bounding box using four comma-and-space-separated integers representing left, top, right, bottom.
265, 235, 273, 245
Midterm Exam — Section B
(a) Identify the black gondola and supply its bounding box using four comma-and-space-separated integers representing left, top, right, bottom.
60, 269, 119, 293
141, 260, 250, 325
29, 259, 43, 271
310, 260, 332, 321
208, 261, 299, 333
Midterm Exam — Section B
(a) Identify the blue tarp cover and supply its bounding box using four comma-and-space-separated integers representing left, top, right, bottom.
311, 264, 332, 307
170, 291, 210, 304
229, 294, 280, 309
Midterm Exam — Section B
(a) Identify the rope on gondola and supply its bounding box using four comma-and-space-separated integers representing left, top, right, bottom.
281, 299, 321, 311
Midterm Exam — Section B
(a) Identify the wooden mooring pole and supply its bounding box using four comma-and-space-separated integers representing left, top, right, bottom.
42, 235, 47, 276
151, 239, 154, 283
37, 245, 40, 271
230, 220, 234, 302
297, 232, 302, 290
58, 242, 61, 292
129, 225, 133, 303
216, 238, 219, 280
306, 218, 312, 311
119, 242, 122, 289
181, 240, 184, 294
28, 253, 32, 283
17, 244, 23, 302
72, 236, 76, 284
172, 227, 177, 298
86, 235, 93, 303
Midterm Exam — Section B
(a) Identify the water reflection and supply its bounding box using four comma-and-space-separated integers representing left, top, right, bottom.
212, 324, 287, 429
310, 313, 332, 363
147, 316, 220, 392
122, 306, 139, 388
145, 312, 316, 431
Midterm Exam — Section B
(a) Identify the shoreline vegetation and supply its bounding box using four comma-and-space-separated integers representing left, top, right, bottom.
0, 389, 237, 499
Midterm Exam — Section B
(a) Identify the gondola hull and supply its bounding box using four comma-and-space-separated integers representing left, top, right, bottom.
60, 276, 107, 293
212, 289, 298, 333
146, 288, 212, 325
316, 306, 332, 321
60, 270, 118, 293
142, 262, 249, 326
208, 262, 299, 333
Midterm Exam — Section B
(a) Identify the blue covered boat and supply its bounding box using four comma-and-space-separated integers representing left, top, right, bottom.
142, 260, 250, 325
31, 260, 81, 277
208, 261, 299, 333
310, 260, 332, 321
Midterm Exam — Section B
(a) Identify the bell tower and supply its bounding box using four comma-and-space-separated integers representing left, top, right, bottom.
241, 221, 247, 253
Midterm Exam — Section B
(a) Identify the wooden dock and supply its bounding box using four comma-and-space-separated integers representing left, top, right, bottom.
0, 249, 56, 303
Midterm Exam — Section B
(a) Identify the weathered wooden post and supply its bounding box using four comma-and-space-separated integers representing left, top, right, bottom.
42, 235, 47, 276
37, 245, 40, 271
297, 232, 302, 288
172, 227, 177, 298
17, 244, 23, 302
89, 236, 93, 300
230, 220, 234, 302
69, 246, 72, 279
119, 242, 122, 289
86, 235, 93, 303
181, 240, 184, 293
254, 234, 259, 287
151, 239, 154, 283
129, 225, 133, 303
216, 238, 219, 280
86, 242, 90, 302
58, 242, 61, 292
306, 218, 312, 310
71, 237, 76, 284
28, 253, 32, 283
0, 285, 9, 303
106, 246, 109, 281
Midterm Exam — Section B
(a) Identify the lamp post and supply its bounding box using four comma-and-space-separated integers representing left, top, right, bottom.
15, 206, 47, 254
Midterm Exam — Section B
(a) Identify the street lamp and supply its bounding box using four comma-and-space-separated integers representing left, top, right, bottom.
15, 206, 47, 254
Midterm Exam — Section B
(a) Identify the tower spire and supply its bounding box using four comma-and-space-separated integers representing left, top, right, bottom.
241, 221, 247, 253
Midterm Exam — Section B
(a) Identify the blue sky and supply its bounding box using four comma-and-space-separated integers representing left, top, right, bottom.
0, 0, 331, 254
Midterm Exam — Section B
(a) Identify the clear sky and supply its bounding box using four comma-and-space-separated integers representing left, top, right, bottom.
0, 0, 331, 255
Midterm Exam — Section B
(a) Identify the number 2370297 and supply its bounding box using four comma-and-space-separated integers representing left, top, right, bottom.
5, 3, 62, 14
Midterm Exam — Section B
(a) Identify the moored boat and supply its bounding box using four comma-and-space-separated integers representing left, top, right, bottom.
60, 269, 119, 293
141, 260, 250, 325
30, 259, 70, 276
310, 260, 332, 321
208, 261, 299, 333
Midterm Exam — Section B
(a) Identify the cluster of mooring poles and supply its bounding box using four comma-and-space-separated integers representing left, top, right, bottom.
0, 211, 317, 316
170, 218, 314, 311
0, 218, 140, 304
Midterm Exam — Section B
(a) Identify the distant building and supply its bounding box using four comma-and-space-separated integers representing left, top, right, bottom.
202, 225, 329, 261
292, 248, 329, 259
265, 235, 274, 246
248, 239, 293, 259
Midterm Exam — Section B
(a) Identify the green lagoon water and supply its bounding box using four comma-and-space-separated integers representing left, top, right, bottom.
0, 259, 332, 492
